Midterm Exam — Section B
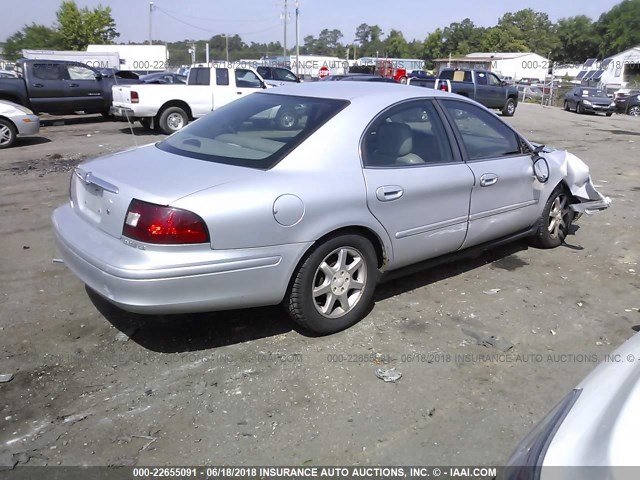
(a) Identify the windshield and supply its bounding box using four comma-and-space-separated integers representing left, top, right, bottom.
581, 89, 608, 98
156, 93, 348, 169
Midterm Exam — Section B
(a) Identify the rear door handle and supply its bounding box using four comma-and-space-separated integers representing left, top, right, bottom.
32, 83, 44, 88
237, 92, 243, 95
479, 173, 498, 187
69, 83, 80, 87
376, 185, 404, 202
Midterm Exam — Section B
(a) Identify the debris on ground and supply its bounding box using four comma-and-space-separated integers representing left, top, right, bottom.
0, 374, 14, 383
61, 413, 88, 425
483, 289, 501, 295
52, 258, 64, 264
132, 435, 157, 451
462, 328, 514, 352
375, 368, 402, 383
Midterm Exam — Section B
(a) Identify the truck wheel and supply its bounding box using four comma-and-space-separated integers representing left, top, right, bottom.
159, 106, 188, 134
0, 119, 17, 149
501, 99, 516, 116
399, 76, 408, 84
275, 109, 299, 130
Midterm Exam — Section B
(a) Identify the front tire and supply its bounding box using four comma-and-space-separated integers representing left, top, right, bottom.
576, 102, 584, 114
564, 101, 570, 111
275, 108, 298, 130
628, 105, 640, 116
286, 234, 378, 335
0, 118, 17, 149
158, 106, 188, 135
531, 186, 574, 248
502, 98, 516, 116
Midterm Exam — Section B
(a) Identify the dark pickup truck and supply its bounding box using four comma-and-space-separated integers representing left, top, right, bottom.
0, 59, 140, 115
409, 68, 519, 116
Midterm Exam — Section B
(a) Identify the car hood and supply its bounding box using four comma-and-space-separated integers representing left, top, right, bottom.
542, 332, 640, 472
540, 148, 611, 210
78, 143, 262, 205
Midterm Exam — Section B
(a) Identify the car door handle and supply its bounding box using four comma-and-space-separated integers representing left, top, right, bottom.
237, 92, 243, 95
32, 83, 44, 88
376, 185, 404, 202
69, 83, 80, 87
479, 174, 498, 187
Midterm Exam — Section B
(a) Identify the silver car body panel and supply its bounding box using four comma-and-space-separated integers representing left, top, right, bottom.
541, 332, 640, 477
0, 100, 40, 136
52, 82, 609, 314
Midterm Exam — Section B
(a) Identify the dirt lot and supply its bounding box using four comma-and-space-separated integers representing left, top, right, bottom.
0, 105, 639, 469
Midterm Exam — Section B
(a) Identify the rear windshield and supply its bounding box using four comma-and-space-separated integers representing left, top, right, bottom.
156, 93, 348, 169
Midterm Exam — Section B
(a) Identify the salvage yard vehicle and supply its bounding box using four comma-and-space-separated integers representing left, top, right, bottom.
613, 89, 640, 116
110, 66, 269, 134
409, 68, 520, 116
52, 82, 609, 335
505, 332, 640, 479
0, 59, 140, 116
564, 87, 615, 116
0, 99, 40, 149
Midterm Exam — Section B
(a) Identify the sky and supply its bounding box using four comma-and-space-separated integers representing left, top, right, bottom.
0, 0, 624, 45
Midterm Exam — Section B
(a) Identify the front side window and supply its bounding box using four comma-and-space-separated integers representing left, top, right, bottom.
256, 67, 272, 79
488, 73, 502, 86
67, 65, 97, 80
157, 93, 348, 169
275, 68, 298, 82
362, 100, 455, 167
442, 100, 522, 161
235, 69, 262, 88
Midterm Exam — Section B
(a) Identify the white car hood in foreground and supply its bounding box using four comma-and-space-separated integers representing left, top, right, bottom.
542, 148, 611, 212
542, 332, 640, 477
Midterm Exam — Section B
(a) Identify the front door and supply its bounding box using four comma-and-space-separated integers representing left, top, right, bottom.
439, 99, 540, 249
361, 100, 474, 269
64, 63, 105, 113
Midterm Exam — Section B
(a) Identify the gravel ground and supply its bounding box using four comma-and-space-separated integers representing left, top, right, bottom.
0, 105, 638, 469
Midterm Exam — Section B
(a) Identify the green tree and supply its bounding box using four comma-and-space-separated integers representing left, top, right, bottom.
56, 1, 119, 50
596, 0, 640, 57
422, 29, 446, 66
553, 16, 600, 63
384, 29, 410, 58
478, 26, 529, 53
441, 18, 483, 55
497, 9, 559, 55
3, 24, 62, 60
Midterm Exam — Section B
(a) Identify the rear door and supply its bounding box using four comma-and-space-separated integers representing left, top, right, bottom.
234, 68, 264, 97
64, 63, 105, 113
27, 62, 68, 113
211, 68, 238, 109
440, 99, 539, 249
361, 100, 474, 269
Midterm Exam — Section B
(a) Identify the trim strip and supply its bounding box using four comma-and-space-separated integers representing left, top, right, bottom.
469, 199, 537, 222
396, 216, 468, 239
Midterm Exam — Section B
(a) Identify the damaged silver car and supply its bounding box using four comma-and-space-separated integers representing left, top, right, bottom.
52, 82, 610, 335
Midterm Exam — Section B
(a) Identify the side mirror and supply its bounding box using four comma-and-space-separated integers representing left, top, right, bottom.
533, 157, 550, 183
501, 80, 507, 86
94, 73, 103, 80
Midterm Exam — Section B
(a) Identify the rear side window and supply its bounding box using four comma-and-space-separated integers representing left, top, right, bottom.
157, 93, 348, 169
256, 67, 272, 79
362, 100, 455, 167
190, 68, 210, 85
32, 63, 64, 81
442, 100, 522, 160
215, 68, 229, 86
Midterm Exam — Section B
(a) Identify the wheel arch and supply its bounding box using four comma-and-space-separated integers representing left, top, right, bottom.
157, 100, 193, 120
0, 115, 18, 129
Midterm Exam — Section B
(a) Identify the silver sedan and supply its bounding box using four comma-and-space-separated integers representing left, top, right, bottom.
0, 100, 40, 149
52, 82, 610, 334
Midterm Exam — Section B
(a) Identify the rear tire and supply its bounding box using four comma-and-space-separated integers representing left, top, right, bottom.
501, 98, 516, 116
531, 186, 574, 249
606, 112, 613, 117
158, 106, 188, 135
286, 234, 378, 335
564, 101, 570, 111
0, 118, 17, 149
275, 108, 298, 130
628, 105, 640, 116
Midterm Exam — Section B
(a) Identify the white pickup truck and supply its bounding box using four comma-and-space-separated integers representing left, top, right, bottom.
111, 66, 269, 134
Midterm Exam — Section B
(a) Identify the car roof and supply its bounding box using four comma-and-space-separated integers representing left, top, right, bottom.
264, 81, 451, 101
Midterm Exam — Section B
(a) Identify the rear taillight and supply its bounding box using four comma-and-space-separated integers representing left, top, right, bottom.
131, 91, 139, 103
439, 83, 449, 92
123, 199, 209, 244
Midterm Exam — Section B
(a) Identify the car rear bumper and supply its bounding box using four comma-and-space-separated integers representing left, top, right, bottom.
110, 106, 137, 119
52, 203, 311, 314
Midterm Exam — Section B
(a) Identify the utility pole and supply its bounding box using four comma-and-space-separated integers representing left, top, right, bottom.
226, 35, 229, 63
283, 0, 288, 58
295, 1, 299, 76
148, 1, 154, 45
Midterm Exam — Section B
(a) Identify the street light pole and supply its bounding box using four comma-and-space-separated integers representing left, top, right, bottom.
295, 1, 299, 76
148, 1, 153, 45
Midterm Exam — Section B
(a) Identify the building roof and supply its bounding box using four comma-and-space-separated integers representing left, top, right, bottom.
433, 52, 544, 63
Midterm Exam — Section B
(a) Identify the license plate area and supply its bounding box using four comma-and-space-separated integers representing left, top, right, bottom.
75, 180, 105, 224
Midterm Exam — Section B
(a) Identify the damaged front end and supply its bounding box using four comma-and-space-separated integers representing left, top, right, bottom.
541, 147, 611, 215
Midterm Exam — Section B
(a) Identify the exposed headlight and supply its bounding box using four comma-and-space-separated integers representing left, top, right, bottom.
13, 104, 34, 115
636, 95, 640, 101
503, 389, 581, 480
582, 100, 592, 106
610, 102, 616, 107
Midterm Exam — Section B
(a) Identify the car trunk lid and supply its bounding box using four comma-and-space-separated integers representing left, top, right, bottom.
70, 143, 261, 239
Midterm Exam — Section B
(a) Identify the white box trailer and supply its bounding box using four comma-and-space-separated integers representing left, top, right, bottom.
21, 49, 120, 70
87, 45, 169, 73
